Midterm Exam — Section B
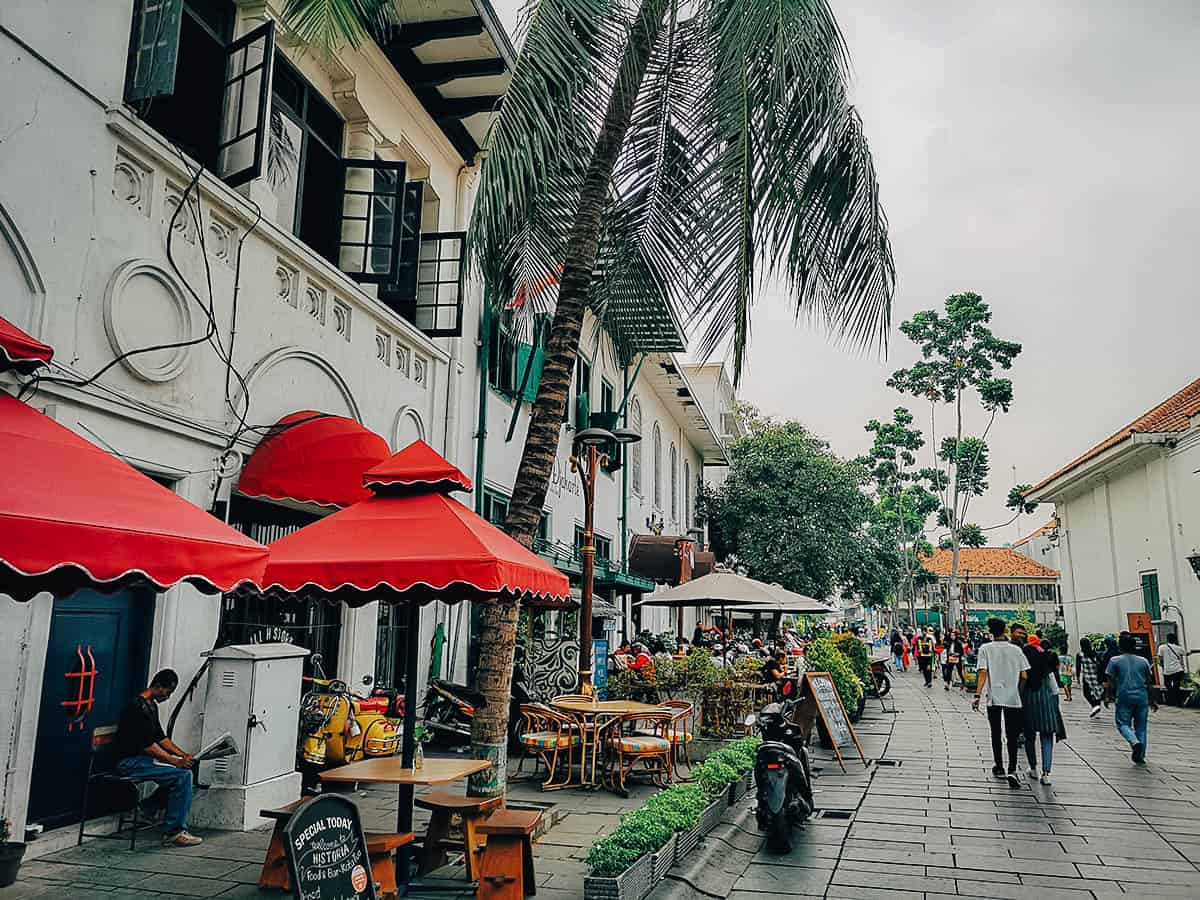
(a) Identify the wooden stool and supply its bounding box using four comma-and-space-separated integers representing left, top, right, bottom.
476, 809, 541, 900
257, 801, 413, 899
414, 789, 504, 880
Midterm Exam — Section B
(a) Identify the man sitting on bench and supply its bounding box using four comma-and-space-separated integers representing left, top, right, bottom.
114, 669, 202, 847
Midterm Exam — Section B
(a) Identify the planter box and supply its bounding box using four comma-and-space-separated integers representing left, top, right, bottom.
675, 821, 702, 861
699, 798, 725, 834
650, 833, 677, 883
728, 778, 745, 805
742, 770, 754, 793
584, 852, 653, 900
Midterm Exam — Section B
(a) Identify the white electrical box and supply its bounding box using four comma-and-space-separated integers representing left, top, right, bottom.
199, 643, 308, 788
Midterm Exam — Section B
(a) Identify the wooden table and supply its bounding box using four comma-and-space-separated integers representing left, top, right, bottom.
550, 699, 667, 788
321, 756, 492, 892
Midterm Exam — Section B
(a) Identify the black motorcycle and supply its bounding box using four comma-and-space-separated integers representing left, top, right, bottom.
422, 674, 531, 748
752, 698, 814, 852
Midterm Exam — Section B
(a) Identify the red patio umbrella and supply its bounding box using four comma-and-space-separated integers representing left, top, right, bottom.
0, 393, 269, 600
0, 316, 53, 375
255, 440, 569, 855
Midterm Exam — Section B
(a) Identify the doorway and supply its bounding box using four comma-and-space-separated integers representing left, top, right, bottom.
27, 588, 155, 829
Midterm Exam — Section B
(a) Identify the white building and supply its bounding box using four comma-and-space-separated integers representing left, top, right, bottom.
0, 0, 732, 840
1027, 377, 1200, 654
1012, 518, 1061, 575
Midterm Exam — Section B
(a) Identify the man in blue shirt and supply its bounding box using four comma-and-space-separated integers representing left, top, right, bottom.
1104, 633, 1158, 765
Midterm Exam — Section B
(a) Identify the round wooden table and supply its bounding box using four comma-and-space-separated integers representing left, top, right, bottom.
550, 699, 667, 788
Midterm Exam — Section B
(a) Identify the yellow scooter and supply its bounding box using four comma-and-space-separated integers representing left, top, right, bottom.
298, 655, 401, 768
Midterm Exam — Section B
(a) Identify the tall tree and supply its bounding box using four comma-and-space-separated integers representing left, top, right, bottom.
703, 409, 884, 600
887, 293, 1022, 626
462, 0, 894, 792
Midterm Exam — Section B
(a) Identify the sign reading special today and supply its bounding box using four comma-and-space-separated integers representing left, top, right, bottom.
284, 794, 377, 900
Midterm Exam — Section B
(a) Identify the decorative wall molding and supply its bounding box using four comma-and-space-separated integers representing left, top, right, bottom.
163, 181, 199, 244
102, 259, 196, 383
113, 147, 153, 217
275, 259, 299, 308
331, 298, 352, 340
0, 202, 47, 338
391, 405, 426, 449
240, 346, 363, 424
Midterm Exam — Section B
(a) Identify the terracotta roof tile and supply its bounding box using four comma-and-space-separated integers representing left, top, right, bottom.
919, 547, 1059, 579
1029, 377, 1200, 495
1012, 519, 1056, 549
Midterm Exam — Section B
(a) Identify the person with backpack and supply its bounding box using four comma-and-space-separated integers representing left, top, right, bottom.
891, 633, 906, 671
916, 629, 937, 688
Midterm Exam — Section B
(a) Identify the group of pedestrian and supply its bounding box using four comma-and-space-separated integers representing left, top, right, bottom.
974, 617, 1161, 787
889, 627, 970, 690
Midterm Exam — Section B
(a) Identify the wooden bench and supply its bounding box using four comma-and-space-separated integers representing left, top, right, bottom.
257, 799, 414, 898
476, 809, 542, 900
414, 789, 504, 880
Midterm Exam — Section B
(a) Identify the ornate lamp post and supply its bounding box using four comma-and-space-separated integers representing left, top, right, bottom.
572, 425, 641, 692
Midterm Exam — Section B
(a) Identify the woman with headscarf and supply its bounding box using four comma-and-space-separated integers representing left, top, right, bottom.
1021, 638, 1066, 784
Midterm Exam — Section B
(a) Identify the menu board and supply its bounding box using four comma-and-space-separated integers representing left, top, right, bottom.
284, 794, 377, 900
803, 671, 866, 771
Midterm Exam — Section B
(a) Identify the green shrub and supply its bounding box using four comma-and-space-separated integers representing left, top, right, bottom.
644, 783, 707, 831
707, 737, 758, 774
1083, 632, 1116, 652
832, 633, 872, 691
587, 804, 676, 876
804, 636, 864, 711
692, 758, 739, 799
1040, 623, 1068, 654
586, 840, 644, 878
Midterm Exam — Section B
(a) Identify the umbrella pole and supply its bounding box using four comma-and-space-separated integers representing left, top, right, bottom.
397, 600, 422, 884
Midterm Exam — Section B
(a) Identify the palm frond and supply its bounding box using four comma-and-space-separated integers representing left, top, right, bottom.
281, 0, 395, 54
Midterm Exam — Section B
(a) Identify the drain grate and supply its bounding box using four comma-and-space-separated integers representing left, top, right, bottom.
815, 809, 854, 820
872, 758, 902, 767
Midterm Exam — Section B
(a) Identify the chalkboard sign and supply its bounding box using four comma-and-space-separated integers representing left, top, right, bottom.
802, 671, 866, 771
284, 794, 377, 900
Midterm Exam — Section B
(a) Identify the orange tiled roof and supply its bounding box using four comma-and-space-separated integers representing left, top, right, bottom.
1029, 377, 1200, 495
1012, 519, 1056, 549
919, 547, 1059, 580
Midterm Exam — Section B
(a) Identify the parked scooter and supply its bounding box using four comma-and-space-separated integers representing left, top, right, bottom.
752, 698, 814, 852
298, 654, 401, 773
422, 671, 532, 748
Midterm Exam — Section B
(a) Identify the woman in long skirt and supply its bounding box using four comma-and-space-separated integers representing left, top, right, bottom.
1022, 638, 1067, 785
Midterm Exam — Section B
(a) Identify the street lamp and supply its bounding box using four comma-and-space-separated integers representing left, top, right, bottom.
572, 424, 641, 692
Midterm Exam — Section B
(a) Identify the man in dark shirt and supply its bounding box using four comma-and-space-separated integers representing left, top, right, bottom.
115, 669, 202, 847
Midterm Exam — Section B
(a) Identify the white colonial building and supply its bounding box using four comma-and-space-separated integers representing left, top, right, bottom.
0, 0, 734, 842
1027, 377, 1200, 655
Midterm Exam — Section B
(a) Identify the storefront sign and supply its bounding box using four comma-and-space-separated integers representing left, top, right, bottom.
548, 460, 582, 499
593, 638, 609, 695
284, 794, 376, 900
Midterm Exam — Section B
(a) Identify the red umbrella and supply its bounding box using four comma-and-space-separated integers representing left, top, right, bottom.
258, 440, 568, 605
0, 316, 53, 375
237, 411, 390, 509
0, 393, 269, 600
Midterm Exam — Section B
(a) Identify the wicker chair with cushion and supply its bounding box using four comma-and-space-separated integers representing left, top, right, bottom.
603, 711, 673, 794
512, 704, 582, 791
660, 699, 695, 775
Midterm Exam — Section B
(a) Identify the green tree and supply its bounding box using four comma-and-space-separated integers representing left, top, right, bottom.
464, 0, 894, 792
887, 292, 1022, 626
704, 409, 882, 600
940, 523, 985, 549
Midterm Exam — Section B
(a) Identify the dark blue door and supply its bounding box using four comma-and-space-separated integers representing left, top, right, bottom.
27, 589, 155, 829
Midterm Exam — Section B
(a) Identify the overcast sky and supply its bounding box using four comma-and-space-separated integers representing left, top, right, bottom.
489, 0, 1200, 542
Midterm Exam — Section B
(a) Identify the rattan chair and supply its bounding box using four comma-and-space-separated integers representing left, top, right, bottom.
660, 699, 695, 775
603, 711, 673, 794
511, 704, 582, 791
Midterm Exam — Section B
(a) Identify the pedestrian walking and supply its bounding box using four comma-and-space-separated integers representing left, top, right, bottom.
1100, 635, 1120, 674
901, 640, 910, 672
891, 633, 905, 671
943, 631, 966, 691
1105, 633, 1158, 765
1076, 638, 1105, 717
1057, 647, 1073, 701
916, 629, 936, 688
973, 617, 1030, 788
1157, 632, 1187, 706
1021, 643, 1067, 785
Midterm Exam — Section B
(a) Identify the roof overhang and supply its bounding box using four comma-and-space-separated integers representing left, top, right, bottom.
378, 0, 514, 161
1026, 433, 1175, 503
643, 355, 726, 464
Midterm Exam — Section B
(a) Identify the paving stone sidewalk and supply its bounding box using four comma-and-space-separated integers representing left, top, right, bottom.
654, 664, 1200, 900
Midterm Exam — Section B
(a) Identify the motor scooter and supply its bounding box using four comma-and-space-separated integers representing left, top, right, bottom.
422, 671, 532, 748
298, 654, 401, 774
751, 697, 814, 852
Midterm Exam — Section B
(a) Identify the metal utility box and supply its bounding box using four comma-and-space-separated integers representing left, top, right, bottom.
192, 643, 308, 830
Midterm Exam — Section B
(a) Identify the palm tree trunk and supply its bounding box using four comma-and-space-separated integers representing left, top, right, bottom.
470, 0, 672, 796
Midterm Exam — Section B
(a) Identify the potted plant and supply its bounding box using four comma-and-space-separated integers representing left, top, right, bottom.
412, 724, 433, 770
0, 819, 25, 888
584, 806, 673, 900
644, 785, 706, 864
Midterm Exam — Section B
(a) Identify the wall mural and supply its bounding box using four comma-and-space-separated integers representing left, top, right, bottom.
525, 611, 580, 700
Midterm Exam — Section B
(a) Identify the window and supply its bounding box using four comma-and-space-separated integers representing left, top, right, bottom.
483, 488, 549, 541
683, 460, 691, 526
652, 423, 662, 509
601, 380, 615, 416
669, 444, 678, 520
487, 315, 518, 396
127, 0, 274, 187
575, 525, 612, 564
1141, 572, 1161, 620
630, 399, 643, 494
573, 356, 592, 426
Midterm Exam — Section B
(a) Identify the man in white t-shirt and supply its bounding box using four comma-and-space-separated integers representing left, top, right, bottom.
1157, 633, 1187, 706
972, 617, 1030, 788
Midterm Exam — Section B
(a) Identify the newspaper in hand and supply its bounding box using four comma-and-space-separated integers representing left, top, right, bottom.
196, 732, 239, 761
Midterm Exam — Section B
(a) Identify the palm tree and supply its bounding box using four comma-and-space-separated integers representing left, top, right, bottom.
466, 0, 894, 793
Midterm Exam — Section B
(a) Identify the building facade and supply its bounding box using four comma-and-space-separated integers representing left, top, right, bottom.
0, 0, 731, 839
1027, 377, 1200, 654
915, 548, 1061, 627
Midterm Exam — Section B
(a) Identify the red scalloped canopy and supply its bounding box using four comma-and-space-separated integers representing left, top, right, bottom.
258, 490, 569, 605
237, 411, 391, 509
0, 393, 268, 600
0, 316, 53, 374
363, 439, 473, 493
